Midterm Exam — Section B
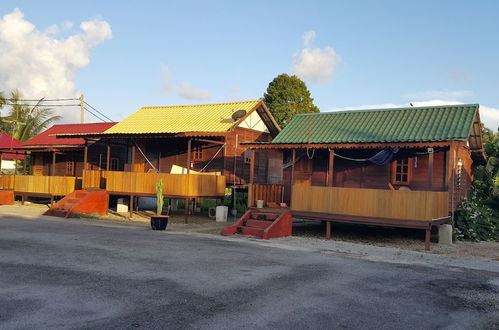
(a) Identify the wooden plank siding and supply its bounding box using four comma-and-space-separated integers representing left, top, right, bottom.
83, 170, 226, 198
0, 174, 14, 189
248, 184, 283, 207
12, 175, 76, 196
291, 185, 449, 221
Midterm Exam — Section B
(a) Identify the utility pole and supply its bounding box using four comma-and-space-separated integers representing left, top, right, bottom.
80, 94, 85, 123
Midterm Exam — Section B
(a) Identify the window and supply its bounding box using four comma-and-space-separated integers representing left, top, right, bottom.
193, 147, 203, 162
244, 149, 252, 164
66, 160, 74, 176
110, 158, 119, 171
392, 158, 411, 184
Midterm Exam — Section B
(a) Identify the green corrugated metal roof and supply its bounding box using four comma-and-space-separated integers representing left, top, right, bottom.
271, 104, 479, 144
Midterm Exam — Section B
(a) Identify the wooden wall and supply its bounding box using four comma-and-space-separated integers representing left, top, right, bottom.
29, 140, 128, 177
224, 127, 272, 185
281, 144, 475, 210
130, 127, 273, 186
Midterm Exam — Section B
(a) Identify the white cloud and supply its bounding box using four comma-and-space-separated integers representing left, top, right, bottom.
160, 63, 212, 101
225, 85, 241, 101
480, 105, 499, 131
328, 100, 499, 131
302, 30, 316, 48
291, 30, 339, 83
0, 8, 112, 122
404, 90, 473, 100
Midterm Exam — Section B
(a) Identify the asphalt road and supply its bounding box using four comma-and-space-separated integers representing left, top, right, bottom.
0, 215, 497, 330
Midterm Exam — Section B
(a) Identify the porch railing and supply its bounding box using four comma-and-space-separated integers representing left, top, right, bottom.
0, 174, 76, 196
291, 185, 449, 221
247, 184, 283, 207
0, 174, 14, 190
83, 170, 226, 197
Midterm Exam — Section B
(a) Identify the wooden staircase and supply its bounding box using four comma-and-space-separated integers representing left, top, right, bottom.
44, 189, 108, 218
221, 208, 292, 239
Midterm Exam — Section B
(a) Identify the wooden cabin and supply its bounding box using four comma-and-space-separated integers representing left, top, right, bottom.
58, 100, 281, 184
55, 100, 281, 219
0, 122, 124, 199
244, 104, 485, 249
23, 122, 121, 177
0, 133, 24, 172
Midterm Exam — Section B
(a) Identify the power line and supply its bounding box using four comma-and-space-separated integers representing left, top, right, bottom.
2, 96, 114, 123
2, 98, 79, 102
1, 102, 80, 107
83, 106, 107, 122
83, 101, 113, 121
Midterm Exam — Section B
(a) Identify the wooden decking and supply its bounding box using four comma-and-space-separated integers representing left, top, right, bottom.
291, 185, 449, 221
82, 170, 226, 198
0, 174, 76, 197
290, 185, 451, 250
0, 170, 226, 200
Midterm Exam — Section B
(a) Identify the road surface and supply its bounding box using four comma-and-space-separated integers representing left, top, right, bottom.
0, 215, 497, 329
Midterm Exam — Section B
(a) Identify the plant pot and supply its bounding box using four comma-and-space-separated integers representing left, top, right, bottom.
150, 215, 169, 230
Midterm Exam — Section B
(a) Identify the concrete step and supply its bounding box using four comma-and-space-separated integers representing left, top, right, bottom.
250, 213, 279, 221
49, 209, 69, 217
62, 198, 80, 204
239, 226, 264, 238
245, 219, 273, 229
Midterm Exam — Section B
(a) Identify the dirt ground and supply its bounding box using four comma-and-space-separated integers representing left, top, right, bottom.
1, 202, 497, 261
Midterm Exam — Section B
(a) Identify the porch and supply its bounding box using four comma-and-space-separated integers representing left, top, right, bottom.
0, 171, 226, 221
82, 170, 226, 198
290, 185, 450, 250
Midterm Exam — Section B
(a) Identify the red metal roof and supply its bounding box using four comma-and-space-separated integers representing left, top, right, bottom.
23, 122, 117, 147
0, 133, 25, 159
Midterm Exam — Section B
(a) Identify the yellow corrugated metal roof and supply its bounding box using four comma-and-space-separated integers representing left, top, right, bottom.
104, 100, 262, 135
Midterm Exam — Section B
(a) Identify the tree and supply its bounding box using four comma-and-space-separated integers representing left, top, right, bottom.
263, 74, 319, 128
0, 90, 61, 141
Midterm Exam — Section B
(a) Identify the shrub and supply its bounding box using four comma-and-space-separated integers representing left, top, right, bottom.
453, 191, 498, 241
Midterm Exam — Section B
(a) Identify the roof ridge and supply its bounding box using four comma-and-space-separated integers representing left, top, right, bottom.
50, 122, 117, 127
295, 104, 479, 117
140, 100, 261, 109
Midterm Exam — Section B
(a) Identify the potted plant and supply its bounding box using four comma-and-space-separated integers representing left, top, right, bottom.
150, 179, 169, 230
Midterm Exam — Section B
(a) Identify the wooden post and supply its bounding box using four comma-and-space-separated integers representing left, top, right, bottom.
129, 195, 133, 218
446, 143, 456, 191
428, 148, 434, 190
106, 143, 111, 171
79, 94, 85, 124
130, 142, 136, 172
425, 227, 431, 251
248, 149, 255, 208
184, 139, 192, 224
290, 149, 296, 206
326, 221, 331, 240
83, 145, 88, 171
186, 139, 191, 174
51, 151, 56, 176
23, 156, 27, 175
327, 149, 334, 187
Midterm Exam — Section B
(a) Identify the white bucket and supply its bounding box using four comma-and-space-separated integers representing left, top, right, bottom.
215, 206, 228, 222
256, 200, 264, 208
116, 198, 128, 213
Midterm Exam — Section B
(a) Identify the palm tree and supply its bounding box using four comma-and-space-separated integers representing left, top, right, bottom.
1, 90, 61, 141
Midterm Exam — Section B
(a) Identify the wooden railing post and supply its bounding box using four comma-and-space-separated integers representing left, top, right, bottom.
51, 151, 56, 176
327, 149, 334, 187
106, 143, 111, 171
248, 149, 255, 208
290, 149, 296, 207
130, 142, 136, 172
186, 139, 191, 174
428, 148, 434, 190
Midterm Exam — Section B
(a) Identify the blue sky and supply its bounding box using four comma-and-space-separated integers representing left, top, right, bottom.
0, 1, 498, 129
